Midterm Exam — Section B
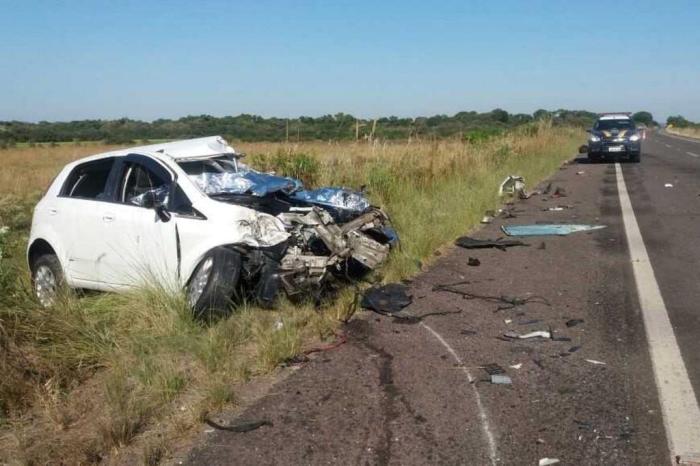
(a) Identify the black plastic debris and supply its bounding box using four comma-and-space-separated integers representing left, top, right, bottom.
565, 318, 584, 328
460, 329, 477, 336
361, 283, 412, 315
468, 257, 481, 266
569, 345, 581, 353
482, 363, 506, 375
455, 236, 528, 250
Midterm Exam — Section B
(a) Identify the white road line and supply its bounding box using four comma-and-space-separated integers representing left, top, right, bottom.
687, 152, 699, 158
615, 163, 700, 463
419, 322, 498, 465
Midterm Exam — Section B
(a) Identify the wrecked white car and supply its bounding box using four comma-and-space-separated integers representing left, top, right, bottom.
27, 136, 397, 316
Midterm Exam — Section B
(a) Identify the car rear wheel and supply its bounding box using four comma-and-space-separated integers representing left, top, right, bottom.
31, 254, 65, 307
187, 247, 242, 319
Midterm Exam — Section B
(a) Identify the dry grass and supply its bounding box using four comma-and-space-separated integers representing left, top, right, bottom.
0, 122, 582, 464
666, 126, 700, 139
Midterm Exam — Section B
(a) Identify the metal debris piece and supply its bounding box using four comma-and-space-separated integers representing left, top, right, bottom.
361, 284, 412, 315
585, 359, 607, 365
481, 210, 495, 224
204, 418, 273, 433
509, 363, 523, 369
490, 374, 512, 385
664, 183, 674, 188
539, 458, 560, 466
501, 224, 607, 237
499, 175, 526, 197
504, 330, 551, 340
455, 236, 528, 250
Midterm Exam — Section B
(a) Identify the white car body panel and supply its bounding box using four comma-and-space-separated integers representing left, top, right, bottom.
28, 136, 291, 291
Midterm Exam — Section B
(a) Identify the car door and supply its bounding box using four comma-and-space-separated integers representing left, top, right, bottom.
98, 155, 179, 289
57, 157, 118, 284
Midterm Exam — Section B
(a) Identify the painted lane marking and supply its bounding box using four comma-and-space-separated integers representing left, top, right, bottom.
419, 322, 498, 465
687, 152, 699, 158
616, 163, 700, 463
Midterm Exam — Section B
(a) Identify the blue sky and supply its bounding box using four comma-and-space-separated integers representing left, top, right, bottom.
1, 0, 699, 122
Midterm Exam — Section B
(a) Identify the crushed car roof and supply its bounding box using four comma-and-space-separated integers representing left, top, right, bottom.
123, 136, 237, 160
75, 136, 238, 165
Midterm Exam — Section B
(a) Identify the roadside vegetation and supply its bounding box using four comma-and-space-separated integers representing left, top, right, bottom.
665, 115, 700, 139
0, 109, 595, 145
0, 120, 581, 463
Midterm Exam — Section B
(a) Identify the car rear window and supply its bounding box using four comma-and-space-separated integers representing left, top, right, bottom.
60, 157, 116, 200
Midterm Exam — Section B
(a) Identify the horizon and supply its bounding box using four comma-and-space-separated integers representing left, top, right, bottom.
2, 0, 699, 123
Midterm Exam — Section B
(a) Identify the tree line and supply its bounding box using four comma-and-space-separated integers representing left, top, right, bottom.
0, 109, 657, 145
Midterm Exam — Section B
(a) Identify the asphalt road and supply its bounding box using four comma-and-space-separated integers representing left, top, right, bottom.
624, 132, 700, 413
180, 133, 700, 465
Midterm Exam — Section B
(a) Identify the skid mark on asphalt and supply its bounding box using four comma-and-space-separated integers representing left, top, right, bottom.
616, 163, 700, 463
419, 322, 498, 466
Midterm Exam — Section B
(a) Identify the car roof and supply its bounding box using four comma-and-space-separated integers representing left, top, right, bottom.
598, 114, 631, 120
68, 136, 238, 167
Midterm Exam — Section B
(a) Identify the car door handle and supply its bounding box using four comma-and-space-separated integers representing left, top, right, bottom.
102, 213, 115, 223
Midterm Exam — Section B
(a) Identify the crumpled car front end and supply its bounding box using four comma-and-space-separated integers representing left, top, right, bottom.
178, 152, 397, 306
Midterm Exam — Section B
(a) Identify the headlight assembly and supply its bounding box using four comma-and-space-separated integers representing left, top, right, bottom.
589, 135, 601, 142
629, 134, 640, 142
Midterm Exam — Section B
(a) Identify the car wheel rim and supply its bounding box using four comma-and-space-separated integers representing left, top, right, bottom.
188, 257, 214, 308
35, 265, 57, 307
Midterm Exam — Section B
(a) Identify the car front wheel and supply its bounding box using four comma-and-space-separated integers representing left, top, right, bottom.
187, 247, 242, 319
31, 254, 65, 307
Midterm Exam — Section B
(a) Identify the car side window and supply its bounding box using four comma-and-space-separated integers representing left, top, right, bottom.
119, 162, 170, 207
60, 157, 116, 200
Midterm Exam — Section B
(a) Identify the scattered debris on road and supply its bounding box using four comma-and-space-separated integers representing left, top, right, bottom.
664, 183, 674, 188
432, 282, 550, 311
538, 458, 560, 466
361, 283, 412, 315
509, 363, 523, 369
204, 418, 273, 433
481, 210, 495, 224
565, 318, 584, 327
499, 175, 526, 196
482, 363, 506, 375
553, 186, 567, 197
455, 236, 528, 250
501, 224, 606, 237
467, 257, 481, 266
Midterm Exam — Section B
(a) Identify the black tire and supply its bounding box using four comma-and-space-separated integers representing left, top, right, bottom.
31, 254, 65, 308
187, 247, 242, 319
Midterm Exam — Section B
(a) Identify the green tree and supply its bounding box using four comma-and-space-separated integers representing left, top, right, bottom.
632, 111, 654, 126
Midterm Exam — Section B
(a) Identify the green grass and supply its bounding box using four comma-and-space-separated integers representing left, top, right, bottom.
0, 121, 582, 463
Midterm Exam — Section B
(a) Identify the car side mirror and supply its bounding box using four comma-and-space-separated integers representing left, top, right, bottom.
141, 190, 171, 222
155, 204, 171, 222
